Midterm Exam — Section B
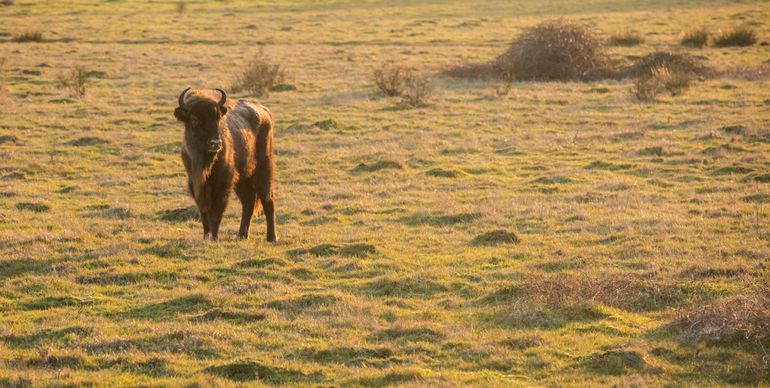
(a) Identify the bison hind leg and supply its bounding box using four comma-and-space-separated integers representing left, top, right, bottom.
236, 184, 258, 239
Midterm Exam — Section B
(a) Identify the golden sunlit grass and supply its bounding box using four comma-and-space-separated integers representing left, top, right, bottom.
0, 0, 768, 386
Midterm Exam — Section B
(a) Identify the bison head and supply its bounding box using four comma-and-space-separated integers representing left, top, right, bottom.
175, 87, 228, 154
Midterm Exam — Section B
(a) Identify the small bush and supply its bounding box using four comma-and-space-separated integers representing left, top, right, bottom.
176, 1, 186, 15
231, 49, 286, 97
57, 65, 91, 97
632, 65, 691, 101
1, 0, 14, 6
495, 19, 610, 81
713, 25, 758, 47
400, 72, 432, 106
373, 64, 408, 96
12, 30, 43, 43
608, 29, 644, 46
681, 27, 709, 48
625, 51, 708, 78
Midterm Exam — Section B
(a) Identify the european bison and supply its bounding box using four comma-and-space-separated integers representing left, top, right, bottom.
174, 87, 277, 242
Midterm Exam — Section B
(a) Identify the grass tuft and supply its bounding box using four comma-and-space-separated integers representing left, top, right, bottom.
681, 26, 709, 48
713, 25, 758, 47
470, 230, 520, 246
608, 29, 644, 46
12, 30, 43, 42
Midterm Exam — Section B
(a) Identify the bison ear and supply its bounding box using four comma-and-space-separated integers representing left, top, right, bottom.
219, 105, 228, 116
174, 107, 188, 122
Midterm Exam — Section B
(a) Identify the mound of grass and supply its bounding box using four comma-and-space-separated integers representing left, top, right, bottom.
296, 346, 393, 365
313, 118, 341, 130
400, 212, 482, 226
362, 275, 448, 297
205, 360, 321, 383
193, 308, 266, 322
67, 137, 108, 146
12, 30, 43, 42
669, 284, 769, 343
681, 27, 709, 48
580, 348, 648, 375
347, 368, 427, 387
713, 25, 757, 47
0, 135, 20, 145
265, 293, 340, 314
480, 273, 724, 313
288, 243, 377, 258
156, 206, 198, 223
370, 326, 445, 343
470, 230, 520, 246
15, 202, 50, 212
351, 160, 403, 173
496, 19, 610, 81
608, 29, 644, 46
116, 294, 213, 320
19, 296, 94, 311
425, 167, 467, 177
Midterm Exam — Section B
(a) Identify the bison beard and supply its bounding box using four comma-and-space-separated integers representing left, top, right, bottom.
174, 87, 277, 242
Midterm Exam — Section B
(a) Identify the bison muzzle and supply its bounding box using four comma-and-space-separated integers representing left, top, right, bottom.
174, 87, 277, 242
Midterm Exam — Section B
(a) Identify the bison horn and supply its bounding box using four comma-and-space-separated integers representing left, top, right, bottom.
215, 88, 227, 107
178, 87, 191, 109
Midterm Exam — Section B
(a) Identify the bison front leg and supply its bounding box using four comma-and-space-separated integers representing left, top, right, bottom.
200, 211, 210, 239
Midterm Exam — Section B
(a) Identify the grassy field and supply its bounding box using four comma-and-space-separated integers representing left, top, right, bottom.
1, 0, 769, 386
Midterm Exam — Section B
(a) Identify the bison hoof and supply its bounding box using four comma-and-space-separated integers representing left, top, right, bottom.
238, 233, 249, 240
266, 235, 278, 243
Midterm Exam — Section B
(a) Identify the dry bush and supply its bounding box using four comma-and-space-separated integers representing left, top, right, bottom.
625, 51, 708, 78
12, 30, 43, 43
400, 73, 432, 106
1, 0, 15, 6
670, 283, 770, 344
231, 50, 285, 97
631, 65, 692, 101
57, 65, 91, 97
493, 69, 515, 97
681, 27, 709, 48
609, 29, 644, 46
495, 19, 610, 81
373, 64, 408, 97
713, 25, 758, 47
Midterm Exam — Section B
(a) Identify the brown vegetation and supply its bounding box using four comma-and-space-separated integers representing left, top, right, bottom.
57, 65, 91, 97
681, 27, 709, 48
713, 25, 758, 47
12, 30, 43, 42
231, 50, 285, 97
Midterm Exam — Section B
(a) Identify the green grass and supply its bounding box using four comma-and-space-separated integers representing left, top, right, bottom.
1, 0, 769, 386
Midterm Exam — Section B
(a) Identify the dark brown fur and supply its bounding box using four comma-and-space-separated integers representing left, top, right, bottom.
174, 88, 277, 241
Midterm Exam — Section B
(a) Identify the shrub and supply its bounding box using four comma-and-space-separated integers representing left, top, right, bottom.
57, 65, 91, 97
12, 30, 43, 43
608, 29, 644, 46
495, 19, 610, 81
713, 25, 758, 47
231, 49, 285, 97
400, 73, 432, 106
625, 51, 708, 78
631, 65, 691, 101
373, 64, 408, 96
681, 27, 709, 48
176, 1, 186, 15
1, 0, 15, 6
